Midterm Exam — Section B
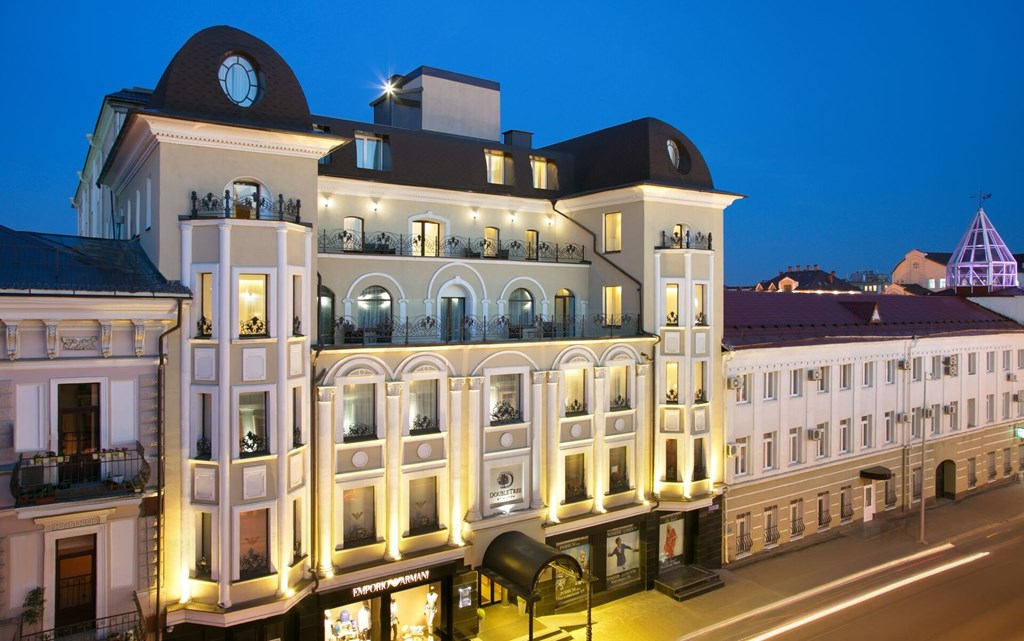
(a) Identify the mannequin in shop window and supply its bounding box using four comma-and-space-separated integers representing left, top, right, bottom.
424, 585, 438, 637
358, 601, 372, 641
390, 596, 399, 640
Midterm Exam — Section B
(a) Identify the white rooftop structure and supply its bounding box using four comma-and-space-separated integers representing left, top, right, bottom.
946, 206, 1018, 289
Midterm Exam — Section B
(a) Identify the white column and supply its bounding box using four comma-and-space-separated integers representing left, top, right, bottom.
385, 382, 404, 559
530, 372, 545, 509
178, 222, 193, 603
635, 364, 649, 504
316, 387, 335, 575
465, 377, 484, 521
546, 371, 561, 523
276, 225, 289, 595
448, 378, 466, 545
216, 222, 232, 608
593, 367, 607, 513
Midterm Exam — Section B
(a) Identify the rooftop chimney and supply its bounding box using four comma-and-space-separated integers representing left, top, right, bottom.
813, 263, 819, 271
503, 130, 533, 148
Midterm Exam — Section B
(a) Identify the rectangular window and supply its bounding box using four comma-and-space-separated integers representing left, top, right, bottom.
356, 133, 389, 170
986, 350, 996, 373
763, 432, 776, 470
609, 365, 629, 410
195, 512, 212, 579
862, 362, 874, 387
196, 392, 213, 459
529, 156, 558, 190
736, 512, 752, 555
988, 452, 997, 481
603, 286, 622, 322
694, 284, 707, 325
483, 226, 500, 257
734, 437, 748, 476
763, 371, 779, 401
525, 229, 539, 261
788, 427, 801, 465
1004, 447, 1013, 476
490, 374, 522, 424
968, 458, 977, 487
239, 274, 268, 336
912, 467, 922, 500
839, 364, 852, 390
665, 439, 679, 482
1018, 349, 1024, 369
667, 362, 680, 403
931, 355, 942, 380
986, 394, 995, 423
817, 366, 830, 393
313, 124, 333, 164
292, 499, 303, 563
817, 492, 831, 530
949, 401, 959, 430
736, 372, 750, 404
839, 419, 851, 453
343, 486, 376, 546
884, 411, 895, 443
861, 415, 873, 449
565, 453, 587, 502
565, 369, 587, 415
885, 359, 896, 384
764, 506, 780, 546
968, 398, 977, 427
608, 446, 629, 494
239, 508, 270, 579
238, 392, 269, 457
840, 486, 853, 521
790, 499, 805, 538
484, 150, 511, 185
292, 275, 302, 336
692, 437, 708, 481
1003, 392, 1011, 420
604, 212, 622, 252
665, 283, 679, 325
911, 357, 922, 382
343, 383, 376, 440
968, 352, 978, 375
815, 422, 828, 458
198, 272, 213, 337
410, 379, 439, 432
931, 404, 941, 434
911, 407, 921, 439
790, 369, 803, 397
884, 479, 896, 508
409, 477, 439, 534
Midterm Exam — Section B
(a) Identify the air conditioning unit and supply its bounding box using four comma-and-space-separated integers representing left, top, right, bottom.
1013, 394, 1022, 403
726, 443, 740, 457
943, 355, 959, 376
807, 368, 823, 381
807, 428, 825, 441
896, 412, 909, 423
922, 408, 934, 419
898, 360, 911, 371
727, 376, 745, 390
1008, 373, 1019, 382
943, 405, 955, 415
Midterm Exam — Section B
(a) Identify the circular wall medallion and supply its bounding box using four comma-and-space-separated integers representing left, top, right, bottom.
667, 139, 681, 169
614, 418, 626, 432
417, 442, 433, 459
219, 54, 262, 107
500, 432, 514, 448
570, 423, 583, 439
351, 451, 368, 468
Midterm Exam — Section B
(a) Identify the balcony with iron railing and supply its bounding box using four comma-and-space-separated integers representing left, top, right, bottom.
885, 488, 897, 507
841, 502, 854, 521
764, 526, 781, 546
817, 511, 832, 529
10, 442, 150, 507
654, 228, 714, 251
791, 518, 806, 537
323, 312, 641, 348
185, 191, 304, 224
15, 592, 144, 641
736, 532, 753, 555
318, 229, 586, 264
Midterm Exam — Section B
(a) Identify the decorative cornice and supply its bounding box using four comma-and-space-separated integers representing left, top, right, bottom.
317, 387, 336, 403
142, 114, 343, 159
557, 184, 742, 213
546, 371, 561, 384
468, 377, 485, 391
318, 176, 554, 214
449, 378, 466, 392
60, 337, 97, 351
532, 372, 547, 386
5, 322, 19, 360
133, 321, 145, 357
44, 322, 58, 359
101, 323, 112, 358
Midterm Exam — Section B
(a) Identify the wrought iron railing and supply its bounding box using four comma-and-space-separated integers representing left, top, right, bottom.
565, 482, 588, 503
691, 466, 709, 482
565, 399, 587, 416
968, 473, 977, 487
189, 190, 302, 223
885, 489, 897, 507
195, 435, 212, 460
655, 229, 713, 251
737, 532, 753, 554
239, 430, 269, 458
19, 608, 142, 641
490, 402, 522, 426
409, 415, 440, 435
841, 502, 854, 520
10, 442, 150, 507
791, 518, 806, 536
325, 312, 641, 348
764, 526, 781, 546
1005, 463, 1014, 476
609, 395, 630, 411
817, 511, 832, 528
318, 229, 586, 263
344, 423, 376, 443
988, 467, 998, 481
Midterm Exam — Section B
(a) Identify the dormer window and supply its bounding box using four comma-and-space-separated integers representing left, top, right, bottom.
355, 133, 390, 170
218, 54, 262, 107
485, 150, 512, 185
530, 156, 558, 190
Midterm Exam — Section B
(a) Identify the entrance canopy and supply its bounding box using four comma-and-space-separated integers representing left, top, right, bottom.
480, 531, 583, 602
860, 465, 893, 480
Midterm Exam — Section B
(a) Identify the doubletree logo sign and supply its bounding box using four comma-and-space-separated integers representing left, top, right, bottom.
490, 469, 522, 505
497, 472, 514, 488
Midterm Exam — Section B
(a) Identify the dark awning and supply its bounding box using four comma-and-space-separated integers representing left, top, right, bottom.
860, 465, 893, 480
480, 531, 583, 601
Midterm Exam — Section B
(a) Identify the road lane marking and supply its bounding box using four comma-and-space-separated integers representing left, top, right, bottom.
746, 551, 989, 641
678, 543, 954, 640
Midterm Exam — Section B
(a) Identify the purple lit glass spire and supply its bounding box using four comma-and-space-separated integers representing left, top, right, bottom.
946, 207, 1018, 289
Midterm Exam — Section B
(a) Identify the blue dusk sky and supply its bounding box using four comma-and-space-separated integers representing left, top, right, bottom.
1, 1, 1021, 285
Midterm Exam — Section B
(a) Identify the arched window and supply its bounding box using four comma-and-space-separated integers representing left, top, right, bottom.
358, 286, 391, 329
508, 288, 533, 325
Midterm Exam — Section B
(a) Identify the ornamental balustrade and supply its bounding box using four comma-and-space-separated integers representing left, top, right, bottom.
10, 441, 150, 507
656, 228, 713, 250
318, 229, 585, 263
189, 190, 302, 222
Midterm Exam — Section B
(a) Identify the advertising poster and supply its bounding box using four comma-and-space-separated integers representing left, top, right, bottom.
554, 536, 590, 605
605, 523, 640, 590
658, 513, 684, 572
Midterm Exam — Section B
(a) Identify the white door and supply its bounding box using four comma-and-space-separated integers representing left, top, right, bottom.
863, 483, 875, 522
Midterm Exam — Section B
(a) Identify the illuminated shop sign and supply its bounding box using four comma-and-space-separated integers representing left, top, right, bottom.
352, 570, 431, 598
488, 464, 524, 508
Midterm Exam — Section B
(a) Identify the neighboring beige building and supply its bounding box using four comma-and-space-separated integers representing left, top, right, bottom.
890, 249, 952, 292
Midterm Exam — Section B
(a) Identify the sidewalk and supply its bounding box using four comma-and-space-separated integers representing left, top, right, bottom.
534, 481, 1024, 641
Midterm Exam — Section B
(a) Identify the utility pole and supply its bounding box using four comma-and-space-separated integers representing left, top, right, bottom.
919, 372, 929, 544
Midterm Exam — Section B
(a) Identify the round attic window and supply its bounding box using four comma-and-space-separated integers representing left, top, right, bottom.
219, 54, 261, 107
667, 139, 681, 169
